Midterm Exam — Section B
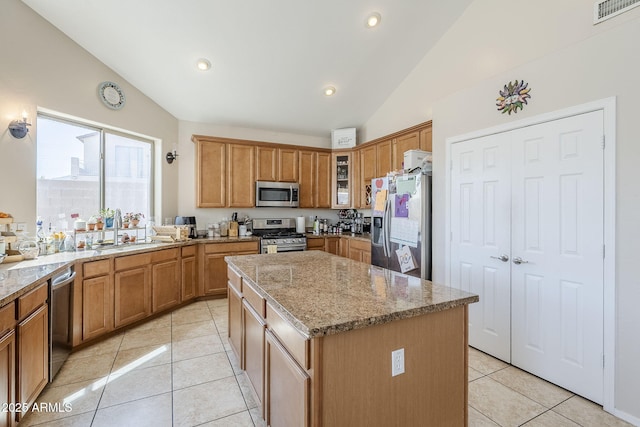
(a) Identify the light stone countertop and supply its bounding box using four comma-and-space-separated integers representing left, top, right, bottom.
225, 251, 479, 338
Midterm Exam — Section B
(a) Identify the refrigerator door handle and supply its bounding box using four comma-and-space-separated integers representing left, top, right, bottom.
383, 197, 392, 258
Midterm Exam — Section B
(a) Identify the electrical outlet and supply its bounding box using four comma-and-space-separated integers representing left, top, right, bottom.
391, 348, 405, 377
16, 222, 26, 231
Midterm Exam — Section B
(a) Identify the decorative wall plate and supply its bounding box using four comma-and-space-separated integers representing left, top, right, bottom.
98, 81, 126, 110
496, 80, 531, 115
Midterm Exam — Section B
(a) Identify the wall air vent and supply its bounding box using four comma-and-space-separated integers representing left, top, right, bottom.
594, 0, 640, 24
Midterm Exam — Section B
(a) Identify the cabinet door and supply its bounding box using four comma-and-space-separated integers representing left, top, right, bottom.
0, 330, 15, 427
316, 152, 332, 208
332, 152, 352, 209
152, 259, 180, 313
181, 256, 197, 302
376, 139, 393, 176
298, 150, 315, 208
114, 267, 150, 328
204, 253, 228, 296
339, 238, 350, 258
243, 300, 265, 409
265, 329, 310, 427
82, 275, 113, 342
306, 238, 324, 251
348, 247, 363, 262
228, 144, 255, 207
196, 140, 226, 208
420, 125, 433, 152
359, 146, 376, 209
17, 305, 48, 421
228, 283, 243, 364
256, 146, 278, 182
394, 131, 420, 170
325, 237, 340, 255
278, 148, 298, 182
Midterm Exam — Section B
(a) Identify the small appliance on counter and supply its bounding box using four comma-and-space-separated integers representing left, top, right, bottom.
175, 216, 198, 239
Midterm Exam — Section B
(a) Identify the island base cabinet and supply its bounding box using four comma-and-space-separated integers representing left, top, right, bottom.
265, 329, 310, 427
242, 300, 265, 411
227, 283, 243, 365
0, 330, 15, 427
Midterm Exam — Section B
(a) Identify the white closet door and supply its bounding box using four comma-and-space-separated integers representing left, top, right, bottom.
510, 111, 604, 403
450, 133, 512, 362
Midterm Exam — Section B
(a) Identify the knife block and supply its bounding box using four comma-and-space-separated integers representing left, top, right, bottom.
228, 221, 239, 237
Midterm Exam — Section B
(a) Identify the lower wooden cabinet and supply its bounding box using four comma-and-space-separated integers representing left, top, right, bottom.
0, 329, 15, 427
227, 281, 243, 364
264, 329, 310, 427
151, 249, 181, 313
306, 237, 324, 251
347, 238, 371, 263
243, 299, 265, 409
325, 237, 340, 255
201, 241, 259, 297
114, 265, 151, 328
82, 274, 113, 341
181, 246, 198, 302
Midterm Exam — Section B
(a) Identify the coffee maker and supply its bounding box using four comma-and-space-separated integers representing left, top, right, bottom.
353, 213, 364, 234
175, 216, 198, 239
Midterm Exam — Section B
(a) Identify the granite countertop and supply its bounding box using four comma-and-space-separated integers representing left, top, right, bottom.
306, 232, 371, 242
225, 251, 478, 339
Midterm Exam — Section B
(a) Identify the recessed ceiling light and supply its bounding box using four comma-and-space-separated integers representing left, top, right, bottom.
196, 58, 211, 71
324, 86, 336, 96
365, 12, 381, 28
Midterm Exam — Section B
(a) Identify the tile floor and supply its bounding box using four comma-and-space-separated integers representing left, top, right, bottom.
20, 299, 633, 427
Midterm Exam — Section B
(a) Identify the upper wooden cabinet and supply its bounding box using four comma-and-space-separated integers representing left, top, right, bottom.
331, 152, 353, 209
316, 151, 331, 208
393, 131, 420, 170
376, 139, 393, 176
196, 139, 226, 208
299, 150, 331, 208
256, 147, 298, 182
420, 126, 432, 152
228, 144, 255, 207
278, 148, 298, 182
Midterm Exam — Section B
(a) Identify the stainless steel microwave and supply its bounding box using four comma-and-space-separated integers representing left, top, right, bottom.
255, 181, 299, 207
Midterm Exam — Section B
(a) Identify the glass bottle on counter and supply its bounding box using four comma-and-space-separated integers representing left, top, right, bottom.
220, 218, 228, 237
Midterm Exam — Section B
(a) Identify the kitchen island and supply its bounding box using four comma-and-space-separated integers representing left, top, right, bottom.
225, 251, 478, 427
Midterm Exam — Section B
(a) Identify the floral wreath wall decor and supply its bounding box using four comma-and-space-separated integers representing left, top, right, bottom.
496, 80, 531, 115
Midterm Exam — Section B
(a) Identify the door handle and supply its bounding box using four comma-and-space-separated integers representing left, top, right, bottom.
512, 257, 529, 265
490, 254, 509, 262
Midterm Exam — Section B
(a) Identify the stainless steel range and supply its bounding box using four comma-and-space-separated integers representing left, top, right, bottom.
252, 218, 307, 253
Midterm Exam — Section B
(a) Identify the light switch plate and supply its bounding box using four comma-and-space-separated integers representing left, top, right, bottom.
391, 348, 405, 377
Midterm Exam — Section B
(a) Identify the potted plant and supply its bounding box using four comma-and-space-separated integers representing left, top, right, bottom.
124, 212, 144, 227
95, 216, 104, 230
87, 216, 98, 231
100, 208, 115, 228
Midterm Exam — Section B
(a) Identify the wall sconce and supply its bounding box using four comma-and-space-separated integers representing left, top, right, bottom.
8, 110, 31, 139
166, 150, 179, 164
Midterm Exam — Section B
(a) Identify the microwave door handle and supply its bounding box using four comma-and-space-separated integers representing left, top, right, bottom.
290, 184, 293, 206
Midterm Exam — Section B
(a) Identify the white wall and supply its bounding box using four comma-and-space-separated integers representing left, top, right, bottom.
363, 0, 640, 421
0, 0, 179, 230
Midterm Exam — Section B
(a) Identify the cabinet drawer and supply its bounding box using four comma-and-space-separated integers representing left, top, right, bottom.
0, 302, 16, 334
83, 259, 110, 278
267, 302, 309, 369
151, 248, 179, 263
227, 265, 242, 294
18, 283, 48, 320
243, 281, 265, 318
348, 238, 369, 251
306, 238, 324, 250
115, 253, 151, 271
181, 245, 197, 257
205, 241, 259, 254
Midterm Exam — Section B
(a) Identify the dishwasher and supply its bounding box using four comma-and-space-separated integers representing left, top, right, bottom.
50, 266, 76, 381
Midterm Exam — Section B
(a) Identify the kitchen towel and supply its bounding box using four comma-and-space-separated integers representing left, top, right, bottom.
296, 216, 305, 233
267, 245, 278, 254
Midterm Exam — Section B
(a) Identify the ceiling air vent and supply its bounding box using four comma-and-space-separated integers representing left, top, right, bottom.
594, 0, 640, 24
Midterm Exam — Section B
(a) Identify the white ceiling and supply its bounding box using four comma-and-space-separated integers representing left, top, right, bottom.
22, 0, 472, 137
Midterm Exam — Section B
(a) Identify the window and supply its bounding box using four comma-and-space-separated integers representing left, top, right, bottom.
36, 114, 153, 230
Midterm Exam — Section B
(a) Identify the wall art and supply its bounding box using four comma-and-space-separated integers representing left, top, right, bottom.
496, 80, 531, 115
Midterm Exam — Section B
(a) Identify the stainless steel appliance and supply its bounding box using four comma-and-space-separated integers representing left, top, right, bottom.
255, 181, 299, 208
175, 216, 198, 239
371, 171, 432, 280
252, 218, 307, 253
50, 266, 76, 381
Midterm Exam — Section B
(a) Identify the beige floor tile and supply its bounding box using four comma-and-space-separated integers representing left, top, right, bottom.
468, 405, 500, 426
53, 352, 115, 386
92, 392, 172, 427
98, 363, 171, 408
468, 347, 509, 375
119, 325, 172, 351
67, 333, 123, 361
18, 379, 105, 425
173, 352, 234, 390
207, 298, 228, 308
172, 333, 225, 362
469, 366, 484, 382
249, 406, 268, 427
489, 366, 574, 408
227, 349, 243, 375
522, 410, 580, 426
111, 343, 171, 372
172, 319, 217, 341
236, 372, 260, 409
469, 376, 546, 426
200, 410, 255, 426
553, 396, 635, 427
18, 411, 95, 427
173, 376, 247, 427
128, 312, 171, 331
172, 306, 214, 325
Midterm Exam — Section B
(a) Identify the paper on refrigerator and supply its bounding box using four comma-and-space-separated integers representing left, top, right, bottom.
390, 217, 419, 247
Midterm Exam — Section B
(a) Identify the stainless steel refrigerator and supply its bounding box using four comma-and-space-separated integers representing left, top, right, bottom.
370, 172, 432, 280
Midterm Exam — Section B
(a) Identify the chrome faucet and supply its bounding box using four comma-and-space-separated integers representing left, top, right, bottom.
115, 208, 123, 228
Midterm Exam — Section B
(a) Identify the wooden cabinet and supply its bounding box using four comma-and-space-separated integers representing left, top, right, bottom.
0, 302, 15, 427
376, 139, 393, 176
325, 237, 340, 255
181, 246, 197, 302
331, 152, 353, 209
201, 241, 260, 297
346, 238, 371, 263
265, 329, 310, 427
196, 139, 226, 208
243, 298, 265, 409
227, 267, 243, 364
420, 125, 433, 152
298, 150, 331, 208
316, 151, 331, 208
228, 144, 255, 207
306, 237, 324, 251
114, 254, 151, 328
394, 131, 420, 170
278, 148, 298, 182
359, 145, 376, 209
81, 259, 112, 342
256, 146, 278, 182
151, 249, 180, 313
16, 283, 48, 422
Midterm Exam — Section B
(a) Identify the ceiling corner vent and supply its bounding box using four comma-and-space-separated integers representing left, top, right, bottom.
594, 0, 640, 24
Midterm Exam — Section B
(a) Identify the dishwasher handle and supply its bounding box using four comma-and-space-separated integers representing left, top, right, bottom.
52, 271, 76, 289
